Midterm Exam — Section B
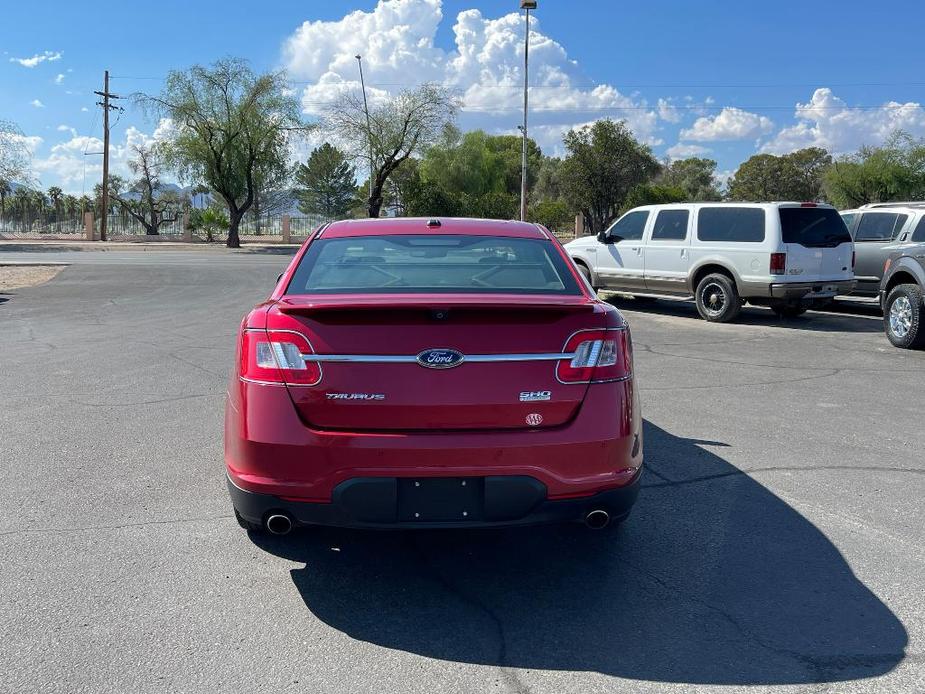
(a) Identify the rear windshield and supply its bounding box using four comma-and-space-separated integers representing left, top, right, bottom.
697, 207, 766, 243
779, 207, 852, 247
286, 234, 582, 295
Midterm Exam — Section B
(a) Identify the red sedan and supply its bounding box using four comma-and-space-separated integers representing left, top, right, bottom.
225, 217, 643, 534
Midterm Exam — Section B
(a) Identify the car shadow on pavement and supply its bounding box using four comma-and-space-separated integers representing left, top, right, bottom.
251, 420, 907, 686
605, 296, 884, 333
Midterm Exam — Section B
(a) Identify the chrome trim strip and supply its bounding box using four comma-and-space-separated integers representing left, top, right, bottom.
302, 352, 577, 364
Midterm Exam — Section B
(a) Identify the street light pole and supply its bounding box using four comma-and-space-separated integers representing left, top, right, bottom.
355, 55, 375, 216
519, 1, 536, 222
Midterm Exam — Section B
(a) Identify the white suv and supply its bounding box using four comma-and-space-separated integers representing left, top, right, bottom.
565, 202, 855, 322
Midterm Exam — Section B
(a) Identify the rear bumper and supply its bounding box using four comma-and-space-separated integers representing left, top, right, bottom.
768, 280, 856, 300
228, 469, 642, 529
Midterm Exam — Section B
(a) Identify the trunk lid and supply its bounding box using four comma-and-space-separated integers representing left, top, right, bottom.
269, 295, 604, 432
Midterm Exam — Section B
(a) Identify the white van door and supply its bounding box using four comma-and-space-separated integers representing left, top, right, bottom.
778, 205, 854, 282
596, 210, 649, 291
643, 208, 692, 295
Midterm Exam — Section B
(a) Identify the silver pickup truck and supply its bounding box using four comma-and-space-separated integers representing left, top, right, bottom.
880, 239, 925, 349
841, 203, 925, 297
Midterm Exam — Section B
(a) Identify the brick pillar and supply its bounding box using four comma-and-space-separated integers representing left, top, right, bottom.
574, 213, 584, 238
281, 215, 291, 244
182, 211, 192, 242
84, 212, 95, 241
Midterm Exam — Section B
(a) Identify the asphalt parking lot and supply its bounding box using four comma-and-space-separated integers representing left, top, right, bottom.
2, 250, 923, 694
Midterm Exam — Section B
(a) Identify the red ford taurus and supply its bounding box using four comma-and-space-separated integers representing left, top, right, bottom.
225, 218, 643, 534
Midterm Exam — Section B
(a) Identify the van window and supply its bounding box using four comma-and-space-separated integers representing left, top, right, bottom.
606, 211, 648, 242
840, 213, 857, 231
779, 207, 852, 247
697, 207, 765, 243
912, 216, 925, 243
651, 210, 689, 241
855, 213, 909, 241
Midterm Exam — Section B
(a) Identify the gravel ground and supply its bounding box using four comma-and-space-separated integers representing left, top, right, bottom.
0, 265, 64, 291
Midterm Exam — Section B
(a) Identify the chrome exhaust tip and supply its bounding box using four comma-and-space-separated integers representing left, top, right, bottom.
265, 513, 293, 536
584, 509, 610, 530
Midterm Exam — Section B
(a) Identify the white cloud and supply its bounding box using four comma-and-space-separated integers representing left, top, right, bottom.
680, 107, 773, 141
658, 98, 683, 124
55, 73, 65, 84
761, 87, 925, 155
283, 0, 662, 151
30, 99, 45, 108
57, 124, 77, 138
10, 51, 62, 68
31, 119, 177, 192
80, 107, 89, 112
666, 143, 711, 159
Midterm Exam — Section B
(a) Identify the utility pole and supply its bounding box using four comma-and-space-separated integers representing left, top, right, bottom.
519, 1, 537, 222
94, 70, 121, 241
355, 55, 375, 216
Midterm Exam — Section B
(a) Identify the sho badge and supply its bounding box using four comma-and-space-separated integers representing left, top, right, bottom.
520, 390, 551, 402
525, 413, 544, 426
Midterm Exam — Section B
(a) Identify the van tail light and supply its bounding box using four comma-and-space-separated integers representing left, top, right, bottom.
770, 252, 786, 275
557, 329, 632, 384
240, 330, 321, 385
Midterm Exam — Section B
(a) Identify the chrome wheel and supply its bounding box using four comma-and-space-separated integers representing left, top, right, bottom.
700, 281, 727, 317
889, 296, 913, 338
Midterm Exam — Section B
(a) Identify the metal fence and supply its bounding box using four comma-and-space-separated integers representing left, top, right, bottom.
0, 213, 87, 240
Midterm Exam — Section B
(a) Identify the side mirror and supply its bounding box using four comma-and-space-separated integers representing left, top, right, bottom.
597, 231, 607, 243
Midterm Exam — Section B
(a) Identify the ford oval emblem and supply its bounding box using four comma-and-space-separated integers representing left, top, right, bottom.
416, 348, 465, 369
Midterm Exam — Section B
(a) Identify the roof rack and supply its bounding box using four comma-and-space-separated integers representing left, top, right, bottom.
859, 201, 925, 209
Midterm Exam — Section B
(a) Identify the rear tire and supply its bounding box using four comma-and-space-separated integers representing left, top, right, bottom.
884, 284, 925, 349
771, 304, 808, 319
575, 263, 597, 292
695, 273, 741, 323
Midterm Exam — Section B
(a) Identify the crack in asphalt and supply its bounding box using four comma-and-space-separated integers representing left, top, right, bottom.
622, 555, 912, 683
67, 391, 224, 407
408, 533, 533, 694
0, 514, 235, 538
641, 464, 925, 489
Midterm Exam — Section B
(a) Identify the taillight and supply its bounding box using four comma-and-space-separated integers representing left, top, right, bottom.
240, 330, 321, 385
557, 329, 632, 384
770, 252, 786, 275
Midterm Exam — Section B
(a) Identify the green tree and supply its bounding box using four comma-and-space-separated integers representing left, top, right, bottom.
143, 58, 306, 247
823, 132, 925, 208
324, 83, 457, 218
622, 183, 687, 211
727, 147, 832, 202
659, 157, 722, 201
560, 119, 661, 233
418, 129, 542, 203
0, 178, 11, 223
530, 198, 571, 233
294, 143, 357, 219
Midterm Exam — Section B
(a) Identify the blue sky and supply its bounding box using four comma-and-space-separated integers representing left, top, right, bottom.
2, 0, 924, 193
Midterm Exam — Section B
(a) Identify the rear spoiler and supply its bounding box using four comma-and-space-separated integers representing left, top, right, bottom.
276, 293, 599, 313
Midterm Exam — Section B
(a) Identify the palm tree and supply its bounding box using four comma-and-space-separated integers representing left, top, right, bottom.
47, 186, 62, 230
0, 179, 10, 226
13, 187, 30, 228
